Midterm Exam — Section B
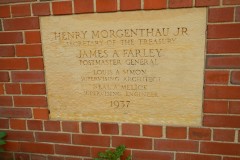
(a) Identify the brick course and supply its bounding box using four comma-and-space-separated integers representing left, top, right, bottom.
0, 0, 239, 159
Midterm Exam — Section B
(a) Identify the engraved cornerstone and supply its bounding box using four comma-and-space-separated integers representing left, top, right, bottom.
40, 8, 207, 126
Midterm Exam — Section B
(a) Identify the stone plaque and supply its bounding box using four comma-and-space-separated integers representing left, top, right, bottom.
40, 8, 206, 126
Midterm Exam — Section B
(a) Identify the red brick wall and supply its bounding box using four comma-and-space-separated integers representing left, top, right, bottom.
0, 0, 240, 160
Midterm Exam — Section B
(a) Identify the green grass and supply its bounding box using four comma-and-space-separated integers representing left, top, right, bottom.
0, 131, 6, 152
94, 145, 131, 160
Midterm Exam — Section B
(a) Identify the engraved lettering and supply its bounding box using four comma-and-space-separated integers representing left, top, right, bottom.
173, 27, 189, 36
53, 31, 87, 40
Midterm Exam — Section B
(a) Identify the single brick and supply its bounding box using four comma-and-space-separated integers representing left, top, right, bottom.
155, 139, 198, 152
4, 141, 20, 152
223, 157, 240, 160
65, 157, 83, 160
14, 96, 47, 107
213, 129, 235, 142
15, 153, 30, 160
10, 119, 26, 130
206, 55, 240, 69
25, 31, 41, 44
0, 72, 10, 82
204, 115, 240, 128
208, 24, 240, 39
33, 108, 49, 120
143, 125, 162, 137
31, 154, 47, 160
55, 144, 90, 157
0, 32, 23, 44
0, 84, 4, 94
112, 136, 152, 150
195, 0, 220, 6
101, 123, 119, 135
201, 142, 240, 155
203, 100, 228, 114
35, 132, 71, 143
0, 58, 27, 70
0, 19, 2, 31
121, 0, 141, 11
0, 108, 32, 118
27, 120, 43, 130
5, 83, 21, 94
189, 128, 211, 140
32, 3, 50, 16
169, 0, 192, 8
6, 130, 34, 141
96, 0, 117, 12
176, 153, 221, 160
44, 121, 61, 132
0, 46, 15, 57
208, 7, 234, 22
16, 44, 42, 57
236, 7, 240, 22
8, 143, 22, 153
207, 40, 240, 53
223, 0, 240, 5
22, 84, 46, 95
0, 118, 9, 129
11, 4, 31, 17
12, 71, 45, 82
229, 101, 240, 114
73, 134, 110, 147
82, 122, 99, 134
3, 17, 39, 31
20, 142, 54, 154
231, 71, 240, 84
52, 1, 72, 15
205, 70, 229, 84
74, 0, 93, 13
144, 0, 167, 9
62, 121, 79, 133
0, 152, 13, 159
0, 0, 36, 4
0, 5, 10, 18
0, 96, 12, 106
166, 127, 187, 139
122, 123, 140, 136
133, 150, 173, 160
29, 58, 44, 70
47, 155, 64, 160
205, 86, 240, 99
